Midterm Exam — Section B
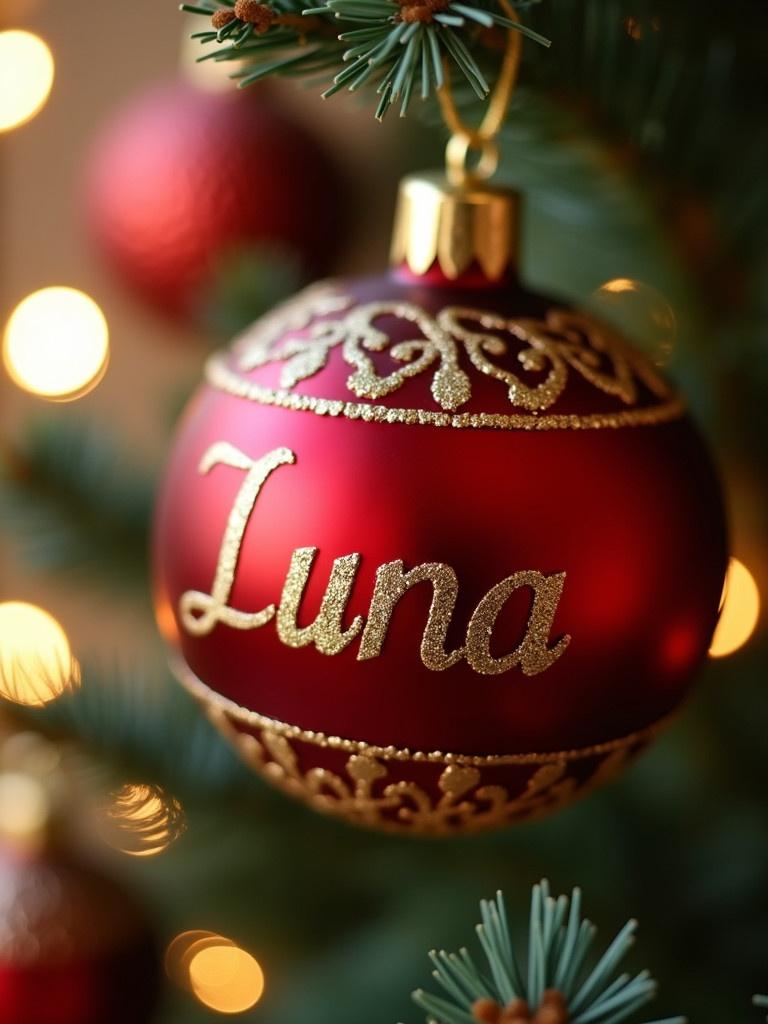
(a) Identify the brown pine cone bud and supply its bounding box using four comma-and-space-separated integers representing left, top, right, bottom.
234, 0, 275, 32
472, 999, 504, 1024
534, 990, 569, 1024
212, 9, 236, 28
501, 998, 532, 1024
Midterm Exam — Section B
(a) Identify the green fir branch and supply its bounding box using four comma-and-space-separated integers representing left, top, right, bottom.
19, 662, 245, 795
181, 0, 549, 118
412, 884, 685, 1024
0, 417, 154, 586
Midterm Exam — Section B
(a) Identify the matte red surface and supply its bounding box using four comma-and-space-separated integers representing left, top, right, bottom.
154, 269, 728, 759
84, 81, 345, 322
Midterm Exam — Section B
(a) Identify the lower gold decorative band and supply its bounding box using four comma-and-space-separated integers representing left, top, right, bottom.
206, 354, 686, 432
172, 656, 672, 767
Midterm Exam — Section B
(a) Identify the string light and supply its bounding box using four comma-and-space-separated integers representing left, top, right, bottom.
103, 782, 186, 857
3, 287, 110, 401
0, 601, 81, 707
166, 931, 265, 1014
588, 277, 677, 366
0, 30, 55, 133
709, 557, 760, 658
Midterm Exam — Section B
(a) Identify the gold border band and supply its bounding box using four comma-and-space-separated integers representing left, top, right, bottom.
206, 354, 686, 432
172, 655, 673, 767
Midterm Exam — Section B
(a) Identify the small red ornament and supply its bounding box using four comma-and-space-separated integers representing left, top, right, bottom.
84, 81, 345, 326
0, 845, 159, 1024
153, 173, 727, 834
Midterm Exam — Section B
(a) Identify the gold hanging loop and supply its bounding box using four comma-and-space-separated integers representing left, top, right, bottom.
437, 0, 522, 185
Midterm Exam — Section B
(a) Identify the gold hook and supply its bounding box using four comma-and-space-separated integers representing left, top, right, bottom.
437, 0, 522, 185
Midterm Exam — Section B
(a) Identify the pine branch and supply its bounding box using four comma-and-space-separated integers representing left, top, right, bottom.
18, 661, 245, 795
412, 884, 684, 1024
181, 0, 549, 119
0, 417, 154, 586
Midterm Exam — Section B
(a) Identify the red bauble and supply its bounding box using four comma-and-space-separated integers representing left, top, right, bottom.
153, 249, 727, 835
84, 81, 345, 325
0, 846, 159, 1024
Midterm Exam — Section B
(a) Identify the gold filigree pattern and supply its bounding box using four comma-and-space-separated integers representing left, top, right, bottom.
174, 658, 667, 834
205, 703, 641, 834
215, 285, 685, 432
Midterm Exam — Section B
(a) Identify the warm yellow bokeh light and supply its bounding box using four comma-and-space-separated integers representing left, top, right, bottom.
166, 931, 265, 1014
0, 30, 55, 133
709, 558, 760, 658
189, 944, 265, 1014
589, 277, 677, 367
104, 782, 186, 857
3, 287, 110, 401
0, 601, 81, 707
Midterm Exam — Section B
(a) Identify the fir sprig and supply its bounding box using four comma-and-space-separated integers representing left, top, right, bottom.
0, 417, 154, 585
181, 0, 549, 118
412, 884, 685, 1024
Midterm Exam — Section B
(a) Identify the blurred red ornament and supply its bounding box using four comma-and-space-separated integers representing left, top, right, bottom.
84, 81, 345, 326
0, 846, 159, 1024
153, 175, 727, 834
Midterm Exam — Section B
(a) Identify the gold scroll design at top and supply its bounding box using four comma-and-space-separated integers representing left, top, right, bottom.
229, 285, 678, 426
206, 703, 640, 835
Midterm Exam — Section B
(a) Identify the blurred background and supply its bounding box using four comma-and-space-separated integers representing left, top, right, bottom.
0, 1, 766, 1022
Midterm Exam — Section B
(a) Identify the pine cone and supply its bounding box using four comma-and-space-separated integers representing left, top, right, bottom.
211, 9, 236, 28
234, 0, 275, 32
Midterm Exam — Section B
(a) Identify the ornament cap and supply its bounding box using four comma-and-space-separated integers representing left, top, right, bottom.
390, 171, 520, 282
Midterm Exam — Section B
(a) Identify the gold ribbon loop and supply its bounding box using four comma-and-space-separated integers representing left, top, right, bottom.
437, 0, 522, 185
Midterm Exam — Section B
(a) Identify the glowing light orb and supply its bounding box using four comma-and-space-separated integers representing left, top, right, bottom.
0, 30, 55, 133
3, 287, 109, 401
189, 944, 265, 1014
0, 773, 49, 840
709, 558, 760, 658
166, 931, 265, 1014
588, 277, 677, 367
0, 601, 81, 707
103, 782, 186, 857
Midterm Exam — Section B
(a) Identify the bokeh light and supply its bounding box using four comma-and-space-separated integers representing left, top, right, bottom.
0, 772, 49, 841
709, 557, 760, 658
587, 277, 677, 366
3, 288, 110, 399
166, 931, 265, 1014
0, 30, 55, 133
0, 601, 81, 707
104, 782, 186, 857
190, 944, 265, 1014
3, 286, 110, 401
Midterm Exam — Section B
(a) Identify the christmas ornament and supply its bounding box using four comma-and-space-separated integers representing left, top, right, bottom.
0, 739, 160, 1024
153, 26, 727, 835
84, 80, 345, 326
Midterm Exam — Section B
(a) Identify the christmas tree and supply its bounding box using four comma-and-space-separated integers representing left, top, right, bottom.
0, 1, 766, 1022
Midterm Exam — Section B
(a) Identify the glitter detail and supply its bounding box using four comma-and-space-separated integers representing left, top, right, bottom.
173, 659, 668, 833
277, 547, 364, 656
173, 655, 671, 767
177, 441, 568, 675
179, 443, 294, 636
209, 284, 687, 432
465, 570, 570, 676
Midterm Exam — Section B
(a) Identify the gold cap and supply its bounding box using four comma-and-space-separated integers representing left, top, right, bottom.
390, 171, 520, 281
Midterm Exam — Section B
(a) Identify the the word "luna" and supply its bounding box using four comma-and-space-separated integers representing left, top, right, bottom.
179, 442, 570, 677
